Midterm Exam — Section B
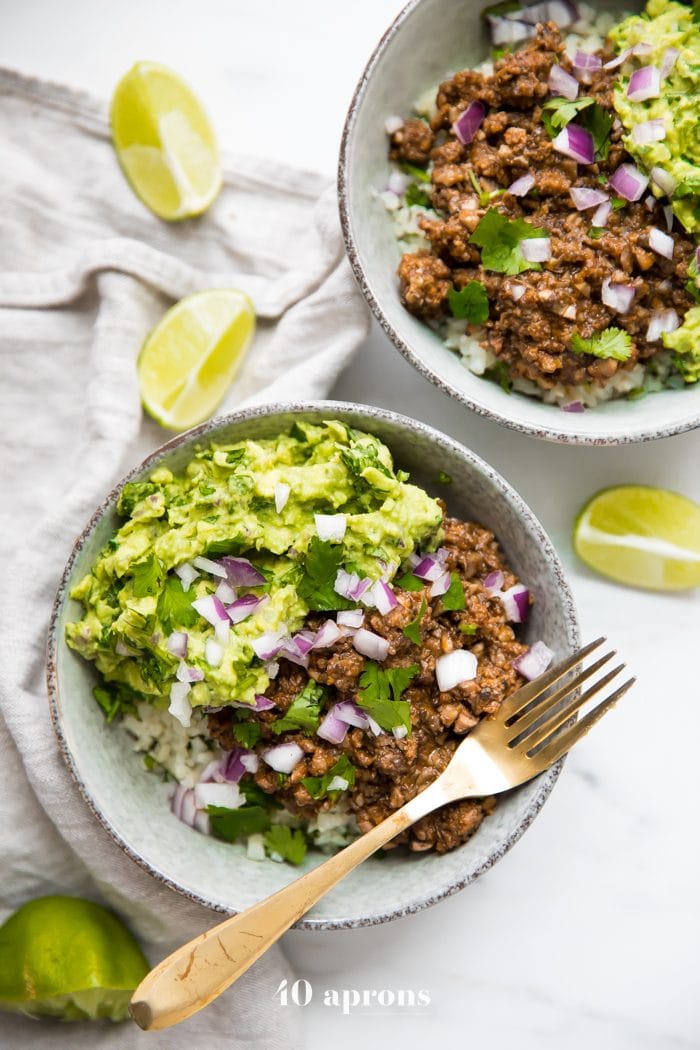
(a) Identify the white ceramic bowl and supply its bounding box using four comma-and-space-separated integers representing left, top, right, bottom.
48, 402, 579, 928
338, 0, 700, 445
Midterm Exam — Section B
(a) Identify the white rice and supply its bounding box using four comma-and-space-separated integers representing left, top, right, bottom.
380, 7, 675, 409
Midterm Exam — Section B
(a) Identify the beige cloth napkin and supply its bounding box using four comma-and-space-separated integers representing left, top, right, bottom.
0, 67, 369, 1047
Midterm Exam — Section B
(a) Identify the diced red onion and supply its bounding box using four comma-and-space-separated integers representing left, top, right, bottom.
262, 742, 304, 774
292, 630, 316, 656
171, 785, 201, 829
508, 173, 536, 197
277, 644, 309, 669
430, 569, 452, 598
631, 118, 666, 146
312, 619, 343, 649
488, 16, 536, 45
205, 638, 223, 667
650, 165, 677, 196
573, 50, 602, 83
214, 620, 229, 644
168, 681, 192, 728
552, 124, 594, 164
337, 609, 364, 629
192, 594, 229, 627
317, 705, 350, 745
231, 693, 276, 712
176, 660, 204, 683
174, 562, 199, 591
371, 579, 399, 615
240, 752, 259, 774
114, 639, 137, 657
192, 555, 227, 579
198, 758, 222, 783
413, 548, 449, 582
221, 556, 266, 588
520, 238, 551, 263
215, 579, 237, 604
352, 628, 390, 662
227, 593, 265, 624
627, 65, 661, 102
274, 482, 290, 514
167, 631, 188, 659
570, 187, 608, 211
648, 227, 674, 260
609, 163, 648, 202
548, 63, 579, 100
315, 513, 347, 542
646, 308, 679, 341
333, 701, 371, 730
660, 47, 679, 79
662, 205, 673, 232
388, 170, 410, 195
452, 101, 486, 145
384, 115, 404, 135
194, 781, 243, 809
513, 640, 554, 680
327, 774, 351, 791
562, 400, 585, 413
334, 569, 372, 602
217, 748, 251, 784
392, 725, 409, 741
604, 41, 653, 71
591, 200, 612, 227
500, 584, 530, 623
484, 570, 505, 593
265, 660, 280, 679
602, 278, 636, 314
250, 629, 288, 661
436, 650, 478, 692
644, 194, 655, 212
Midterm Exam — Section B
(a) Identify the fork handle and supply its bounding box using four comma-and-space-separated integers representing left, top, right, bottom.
130, 777, 455, 1031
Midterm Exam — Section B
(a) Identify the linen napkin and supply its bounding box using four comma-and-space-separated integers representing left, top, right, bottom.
0, 67, 370, 1048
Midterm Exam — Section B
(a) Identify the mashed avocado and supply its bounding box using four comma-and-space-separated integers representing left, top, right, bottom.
610, 0, 700, 234
66, 421, 442, 714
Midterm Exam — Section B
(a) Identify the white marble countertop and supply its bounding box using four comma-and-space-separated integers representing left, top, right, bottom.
2, 2, 699, 1047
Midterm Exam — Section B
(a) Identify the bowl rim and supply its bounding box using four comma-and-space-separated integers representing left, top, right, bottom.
337, 0, 700, 446
47, 399, 579, 929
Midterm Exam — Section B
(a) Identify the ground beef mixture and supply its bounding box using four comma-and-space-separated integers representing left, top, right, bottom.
390, 23, 695, 391
208, 513, 529, 855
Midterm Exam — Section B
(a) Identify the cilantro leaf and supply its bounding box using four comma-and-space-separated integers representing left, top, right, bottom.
579, 102, 612, 161
272, 679, 326, 735
264, 825, 308, 866
448, 281, 490, 324
469, 209, 546, 275
117, 481, 158, 517
399, 161, 431, 183
131, 553, 162, 598
571, 327, 632, 361
459, 622, 478, 635
232, 722, 262, 748
403, 599, 426, 644
156, 574, 199, 634
441, 572, 466, 611
611, 197, 626, 211
405, 183, 431, 208
541, 96, 595, 137
588, 226, 604, 239
302, 755, 356, 803
357, 662, 418, 734
239, 780, 282, 809
481, 0, 522, 18
437, 471, 452, 485
297, 538, 354, 611
484, 360, 512, 392
208, 804, 272, 841
395, 572, 424, 591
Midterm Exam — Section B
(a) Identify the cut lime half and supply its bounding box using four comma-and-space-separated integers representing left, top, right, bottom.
573, 485, 700, 591
111, 61, 222, 221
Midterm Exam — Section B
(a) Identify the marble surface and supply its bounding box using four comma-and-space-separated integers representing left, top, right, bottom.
2, 1, 699, 1047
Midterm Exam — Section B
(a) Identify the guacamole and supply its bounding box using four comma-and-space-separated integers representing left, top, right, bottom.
610, 0, 700, 234
66, 422, 443, 718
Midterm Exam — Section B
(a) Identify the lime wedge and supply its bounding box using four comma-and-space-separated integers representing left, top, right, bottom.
573, 485, 700, 591
138, 288, 256, 431
110, 61, 222, 220
0, 896, 148, 1022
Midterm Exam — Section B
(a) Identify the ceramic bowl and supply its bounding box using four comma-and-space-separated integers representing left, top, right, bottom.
338, 0, 700, 445
47, 402, 579, 929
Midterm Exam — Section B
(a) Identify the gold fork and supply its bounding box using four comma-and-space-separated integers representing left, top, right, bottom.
130, 637, 633, 1031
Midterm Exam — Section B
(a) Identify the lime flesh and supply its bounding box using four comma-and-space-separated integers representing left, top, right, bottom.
573, 485, 700, 591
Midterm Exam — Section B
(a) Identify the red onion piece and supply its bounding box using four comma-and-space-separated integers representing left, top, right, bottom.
430, 569, 452, 598
562, 401, 585, 413
205, 638, 223, 667
548, 64, 579, 100
194, 781, 243, 809
508, 174, 536, 197
570, 187, 608, 211
388, 170, 410, 195
334, 701, 372, 730
192, 594, 229, 627
227, 593, 266, 624
337, 609, 364, 629
215, 579, 237, 605
384, 115, 404, 135
166, 631, 188, 658
174, 562, 199, 591
218, 748, 251, 784
484, 570, 505, 593
168, 681, 192, 728
334, 569, 372, 602
650, 165, 677, 196
192, 555, 227, 579
317, 705, 350, 745
519, 0, 578, 26
262, 742, 304, 774
436, 650, 478, 691
648, 227, 674, 260
627, 65, 661, 102
660, 47, 679, 79
452, 101, 486, 145
631, 118, 666, 146
274, 483, 290, 514
609, 163, 649, 202
488, 17, 536, 45
171, 785, 201, 828
513, 640, 554, 680
413, 553, 447, 582
221, 556, 266, 588
511, 283, 526, 301
371, 579, 398, 615
352, 628, 390, 662
662, 205, 673, 232
501, 585, 530, 623
602, 278, 636, 314
646, 308, 679, 341
520, 237, 551, 263
176, 661, 204, 683
231, 693, 276, 712
573, 50, 602, 83
603, 47, 632, 71
250, 629, 288, 661
552, 124, 594, 164
240, 752, 259, 774
315, 513, 347, 542
591, 200, 612, 227
312, 619, 343, 649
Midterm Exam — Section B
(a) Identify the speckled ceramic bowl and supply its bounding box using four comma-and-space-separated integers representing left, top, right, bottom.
338, 0, 700, 445
48, 402, 579, 929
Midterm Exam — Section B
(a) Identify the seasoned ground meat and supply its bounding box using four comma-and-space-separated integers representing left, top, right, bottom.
208, 514, 529, 855
393, 23, 695, 392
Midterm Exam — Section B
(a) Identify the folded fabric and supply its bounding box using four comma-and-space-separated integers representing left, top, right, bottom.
0, 67, 370, 1048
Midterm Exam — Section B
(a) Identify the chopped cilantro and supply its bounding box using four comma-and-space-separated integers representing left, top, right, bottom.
272, 679, 326, 735
232, 722, 262, 748
611, 197, 626, 211
264, 826, 307, 866
481, 0, 522, 17
571, 327, 632, 361
225, 448, 246, 465
357, 662, 418, 734
579, 103, 613, 160
239, 780, 282, 809
441, 572, 466, 611
469, 209, 547, 275
208, 805, 271, 841
131, 553, 162, 598
459, 622, 478, 635
491, 46, 512, 61
399, 161, 431, 183
117, 481, 158, 517
402, 599, 426, 644
588, 226, 605, 239
93, 685, 121, 723
395, 572, 424, 591
405, 183, 431, 208
203, 536, 244, 557
297, 537, 354, 611
302, 755, 356, 802
156, 574, 199, 634
447, 280, 490, 324
437, 470, 452, 485
484, 360, 512, 392
541, 96, 595, 137
199, 485, 215, 496
626, 386, 647, 401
